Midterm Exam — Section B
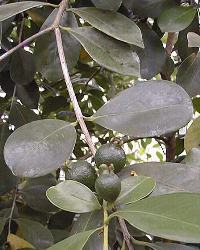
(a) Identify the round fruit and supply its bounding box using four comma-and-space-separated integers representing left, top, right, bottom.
94, 143, 126, 173
65, 160, 97, 190
95, 173, 121, 202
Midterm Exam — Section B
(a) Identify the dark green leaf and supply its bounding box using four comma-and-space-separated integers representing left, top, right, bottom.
0, 1, 51, 22
69, 7, 144, 47
123, 0, 176, 18
4, 119, 76, 177
176, 53, 200, 97
10, 49, 36, 85
136, 23, 166, 79
90, 0, 121, 11
47, 229, 99, 250
69, 27, 140, 77
35, 9, 80, 82
0, 217, 6, 234
48, 211, 75, 229
16, 218, 54, 249
22, 174, 59, 213
118, 162, 200, 195
9, 102, 40, 128
111, 193, 200, 243
158, 6, 196, 32
92, 80, 193, 137
156, 243, 199, 250
185, 116, 200, 152
115, 176, 155, 206
46, 180, 101, 213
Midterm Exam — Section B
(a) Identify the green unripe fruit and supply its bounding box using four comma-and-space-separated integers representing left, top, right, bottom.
65, 160, 97, 190
94, 143, 126, 173
95, 173, 121, 202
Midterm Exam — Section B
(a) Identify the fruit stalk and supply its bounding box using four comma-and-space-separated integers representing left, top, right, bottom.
103, 203, 109, 250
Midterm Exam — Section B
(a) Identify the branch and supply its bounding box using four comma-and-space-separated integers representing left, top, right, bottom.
166, 32, 176, 56
54, 1, 96, 155
0, 26, 53, 62
118, 217, 134, 250
165, 133, 176, 162
8, 187, 17, 234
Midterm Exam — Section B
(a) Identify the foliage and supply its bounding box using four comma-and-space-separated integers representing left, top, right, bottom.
0, 0, 200, 249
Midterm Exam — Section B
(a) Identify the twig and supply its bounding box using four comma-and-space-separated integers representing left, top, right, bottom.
103, 204, 109, 250
0, 26, 53, 62
118, 217, 134, 250
54, 0, 96, 155
82, 67, 101, 93
8, 188, 17, 234
166, 32, 176, 56
165, 133, 176, 162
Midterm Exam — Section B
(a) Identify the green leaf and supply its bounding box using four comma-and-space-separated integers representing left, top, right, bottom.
69, 7, 144, 48
111, 193, 200, 243
71, 211, 103, 234
185, 116, 200, 152
22, 174, 59, 213
158, 6, 196, 32
156, 243, 199, 250
91, 0, 121, 11
35, 9, 80, 82
9, 102, 40, 128
176, 53, 200, 97
16, 218, 54, 249
187, 32, 200, 48
0, 217, 7, 234
115, 176, 156, 206
69, 27, 140, 77
4, 119, 76, 177
47, 229, 99, 250
10, 49, 36, 85
118, 162, 200, 195
123, 0, 176, 18
92, 80, 193, 137
0, 1, 51, 22
46, 180, 101, 213
136, 23, 166, 79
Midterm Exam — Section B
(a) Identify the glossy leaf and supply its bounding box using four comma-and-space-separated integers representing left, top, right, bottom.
118, 162, 200, 195
46, 180, 101, 213
47, 229, 99, 250
92, 80, 193, 137
176, 53, 200, 97
69, 27, 140, 77
35, 9, 80, 82
185, 116, 200, 152
90, 0, 121, 11
69, 7, 144, 47
10, 49, 36, 85
158, 6, 196, 32
16, 218, 54, 249
0, 1, 50, 22
9, 102, 40, 128
4, 119, 76, 177
115, 176, 156, 206
187, 32, 200, 48
111, 193, 200, 243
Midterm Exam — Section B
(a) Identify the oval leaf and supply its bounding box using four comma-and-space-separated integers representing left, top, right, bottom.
111, 193, 200, 243
47, 229, 99, 250
116, 176, 156, 206
69, 7, 144, 47
69, 27, 140, 77
4, 119, 76, 177
92, 80, 193, 137
185, 116, 200, 152
10, 49, 36, 85
118, 162, 200, 196
0, 1, 50, 22
46, 180, 101, 213
91, 0, 121, 11
158, 6, 196, 32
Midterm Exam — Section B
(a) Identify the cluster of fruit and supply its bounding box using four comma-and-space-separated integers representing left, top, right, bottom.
65, 143, 126, 203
